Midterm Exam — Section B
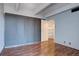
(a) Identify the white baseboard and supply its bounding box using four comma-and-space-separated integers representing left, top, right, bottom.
55, 41, 79, 50
0, 48, 3, 54
5, 41, 41, 48
0, 45, 5, 54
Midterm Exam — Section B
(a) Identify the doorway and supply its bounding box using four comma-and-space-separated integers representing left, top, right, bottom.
41, 19, 55, 42
41, 19, 55, 55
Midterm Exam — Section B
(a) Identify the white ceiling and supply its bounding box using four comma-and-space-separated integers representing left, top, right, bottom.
36, 3, 79, 18
4, 3, 79, 19
4, 3, 51, 18
19, 3, 51, 14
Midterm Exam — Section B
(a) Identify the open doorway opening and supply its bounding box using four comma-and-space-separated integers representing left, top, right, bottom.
41, 19, 55, 42
41, 19, 55, 55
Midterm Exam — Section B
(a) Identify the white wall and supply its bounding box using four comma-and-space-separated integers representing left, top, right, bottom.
47, 20, 55, 39
47, 9, 79, 50
41, 20, 48, 41
0, 4, 4, 53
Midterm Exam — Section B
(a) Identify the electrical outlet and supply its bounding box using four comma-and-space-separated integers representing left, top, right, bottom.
69, 42, 71, 45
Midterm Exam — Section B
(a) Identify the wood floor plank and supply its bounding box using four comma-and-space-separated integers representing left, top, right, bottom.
1, 39, 79, 56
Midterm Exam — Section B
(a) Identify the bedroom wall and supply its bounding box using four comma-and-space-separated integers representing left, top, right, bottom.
47, 9, 79, 50
0, 4, 5, 53
5, 13, 41, 48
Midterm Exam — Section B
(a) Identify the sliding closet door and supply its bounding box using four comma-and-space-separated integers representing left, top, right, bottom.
24, 18, 35, 43
34, 19, 41, 42
16, 16, 25, 44
5, 14, 17, 47
5, 13, 41, 47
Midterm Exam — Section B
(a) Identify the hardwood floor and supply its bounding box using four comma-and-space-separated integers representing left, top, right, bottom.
55, 43, 79, 56
1, 39, 79, 56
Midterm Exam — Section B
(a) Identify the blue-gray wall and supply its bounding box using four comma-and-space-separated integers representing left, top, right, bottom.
0, 4, 4, 53
5, 13, 41, 47
47, 9, 79, 50
54, 9, 79, 49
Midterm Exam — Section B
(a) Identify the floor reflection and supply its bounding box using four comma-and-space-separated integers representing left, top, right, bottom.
41, 38, 55, 56
1, 39, 55, 56
1, 38, 79, 56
